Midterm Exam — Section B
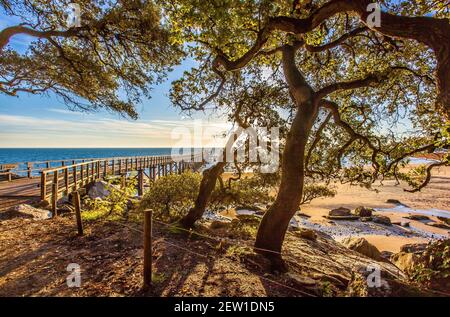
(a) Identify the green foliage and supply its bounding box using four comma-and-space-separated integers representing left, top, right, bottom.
301, 183, 337, 205
83, 178, 137, 222
411, 240, 450, 292
396, 165, 428, 190
139, 172, 202, 221
228, 215, 261, 240
1, 0, 183, 118
210, 173, 274, 210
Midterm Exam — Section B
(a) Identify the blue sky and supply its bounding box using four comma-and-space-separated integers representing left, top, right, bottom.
0, 12, 228, 148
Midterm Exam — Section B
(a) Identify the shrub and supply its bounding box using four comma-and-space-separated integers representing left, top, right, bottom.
411, 239, 450, 293
83, 177, 137, 221
139, 171, 202, 221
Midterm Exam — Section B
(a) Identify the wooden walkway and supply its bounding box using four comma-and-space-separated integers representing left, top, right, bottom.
0, 153, 203, 212
0, 177, 40, 210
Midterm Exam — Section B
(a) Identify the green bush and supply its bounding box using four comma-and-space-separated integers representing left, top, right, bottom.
139, 171, 202, 221
210, 173, 275, 210
411, 239, 450, 293
83, 177, 137, 221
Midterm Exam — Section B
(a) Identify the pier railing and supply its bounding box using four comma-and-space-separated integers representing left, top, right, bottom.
40, 154, 203, 214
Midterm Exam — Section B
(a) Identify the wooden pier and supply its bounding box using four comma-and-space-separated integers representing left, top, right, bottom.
0, 153, 203, 211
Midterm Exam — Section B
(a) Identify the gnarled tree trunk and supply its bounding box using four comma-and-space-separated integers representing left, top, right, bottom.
180, 131, 241, 228
180, 161, 226, 228
254, 44, 318, 271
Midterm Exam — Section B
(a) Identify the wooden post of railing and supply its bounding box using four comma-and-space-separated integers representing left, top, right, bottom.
125, 159, 129, 174
40, 171, 46, 201
138, 169, 144, 196
46, 162, 50, 169
73, 166, 78, 191
73, 191, 83, 236
91, 162, 94, 181
85, 163, 89, 185
52, 171, 58, 216
112, 159, 116, 176
96, 161, 101, 180
103, 160, 107, 177
143, 209, 153, 290
64, 167, 69, 195
119, 159, 122, 174
80, 165, 84, 186
27, 162, 32, 178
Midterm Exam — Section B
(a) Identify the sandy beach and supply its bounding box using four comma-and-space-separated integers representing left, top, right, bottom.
300, 165, 450, 252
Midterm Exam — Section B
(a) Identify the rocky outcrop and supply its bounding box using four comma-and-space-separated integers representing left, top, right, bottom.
427, 222, 450, 229
341, 237, 383, 262
400, 243, 428, 254
391, 252, 419, 275
403, 214, 430, 221
298, 228, 317, 241
88, 181, 111, 199
353, 206, 374, 217
386, 199, 403, 205
329, 207, 351, 217
1, 204, 52, 220
372, 215, 392, 226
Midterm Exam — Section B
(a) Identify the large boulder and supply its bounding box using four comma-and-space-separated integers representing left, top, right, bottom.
1, 204, 52, 220
400, 243, 428, 254
298, 228, 317, 241
88, 181, 111, 199
329, 207, 351, 217
372, 215, 392, 226
341, 237, 383, 261
353, 206, 374, 217
391, 252, 420, 275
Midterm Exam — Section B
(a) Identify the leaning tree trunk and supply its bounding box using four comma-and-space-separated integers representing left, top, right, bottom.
254, 44, 318, 271
180, 161, 226, 228
180, 132, 240, 228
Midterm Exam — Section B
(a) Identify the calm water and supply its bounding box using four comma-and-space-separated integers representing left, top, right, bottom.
0, 148, 178, 175
0, 148, 174, 165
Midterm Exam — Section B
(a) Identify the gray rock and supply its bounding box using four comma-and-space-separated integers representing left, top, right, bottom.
341, 237, 383, 261
299, 228, 317, 241
372, 215, 392, 226
403, 214, 430, 221
4, 204, 52, 220
88, 181, 111, 199
400, 243, 428, 254
329, 207, 351, 217
353, 206, 374, 217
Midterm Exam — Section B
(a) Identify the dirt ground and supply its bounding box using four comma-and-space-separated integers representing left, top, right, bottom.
0, 211, 424, 297
0, 215, 309, 297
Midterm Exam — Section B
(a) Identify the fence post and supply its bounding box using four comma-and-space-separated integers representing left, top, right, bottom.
40, 171, 46, 201
27, 162, 32, 178
73, 191, 83, 236
103, 160, 107, 177
64, 167, 69, 195
52, 170, 58, 217
143, 209, 153, 290
73, 166, 78, 191
138, 169, 144, 196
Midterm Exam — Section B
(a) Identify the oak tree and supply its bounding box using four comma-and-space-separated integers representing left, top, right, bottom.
164, 0, 450, 269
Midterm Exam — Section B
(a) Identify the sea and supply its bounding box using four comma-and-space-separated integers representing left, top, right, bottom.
0, 148, 178, 175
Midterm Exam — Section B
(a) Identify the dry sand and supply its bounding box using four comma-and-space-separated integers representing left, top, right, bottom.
301, 166, 450, 252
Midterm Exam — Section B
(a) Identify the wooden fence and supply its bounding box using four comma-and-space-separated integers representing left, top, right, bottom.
40, 154, 203, 214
